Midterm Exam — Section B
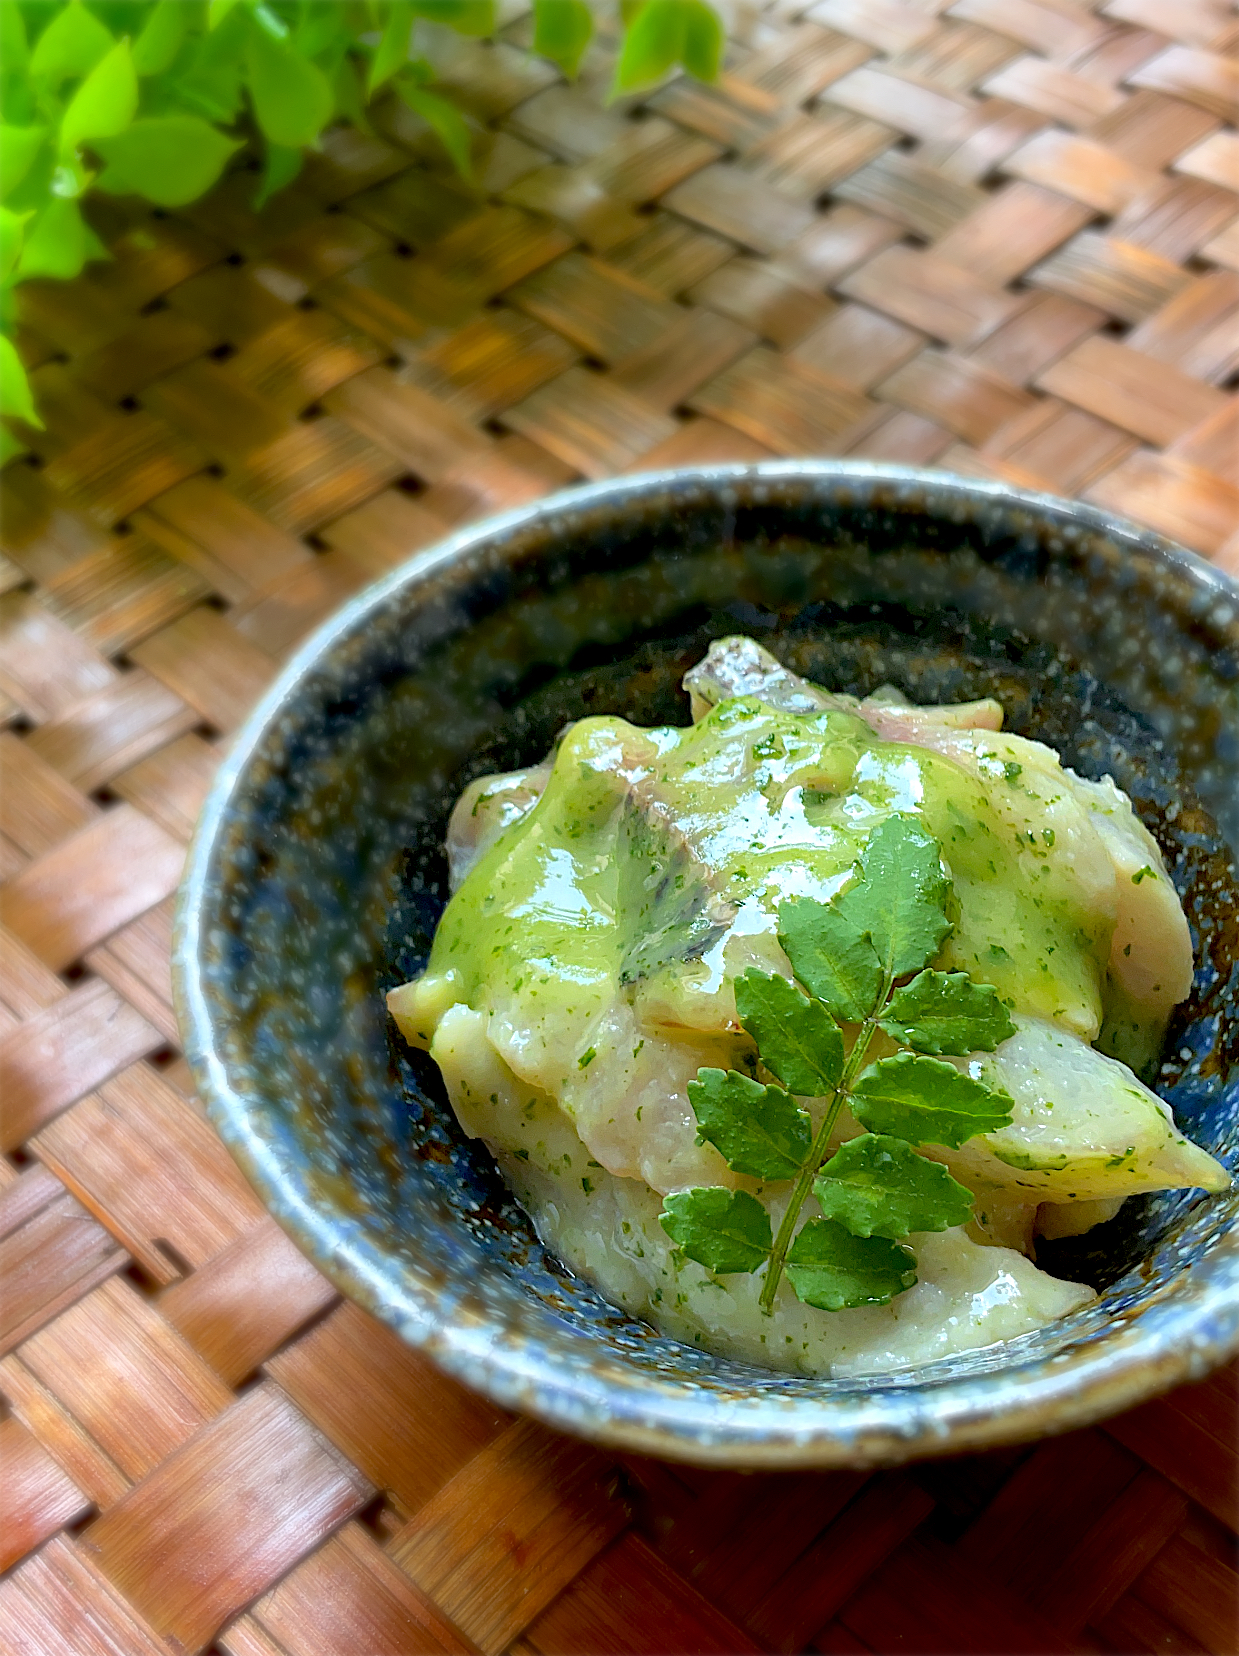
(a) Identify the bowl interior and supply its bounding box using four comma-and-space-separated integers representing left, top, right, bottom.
181, 466, 1239, 1461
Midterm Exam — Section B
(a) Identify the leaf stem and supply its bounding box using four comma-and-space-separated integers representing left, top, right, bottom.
758, 978, 891, 1313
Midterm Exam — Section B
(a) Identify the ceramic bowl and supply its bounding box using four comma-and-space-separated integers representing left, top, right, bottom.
174, 462, 1239, 1468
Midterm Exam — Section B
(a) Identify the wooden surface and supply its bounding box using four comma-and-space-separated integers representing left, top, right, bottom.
2, 2, 1237, 1652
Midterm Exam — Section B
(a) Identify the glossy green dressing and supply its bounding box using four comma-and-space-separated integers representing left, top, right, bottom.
426, 699, 1114, 1060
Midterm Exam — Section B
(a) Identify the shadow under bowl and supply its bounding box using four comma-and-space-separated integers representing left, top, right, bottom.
174, 462, 1239, 1468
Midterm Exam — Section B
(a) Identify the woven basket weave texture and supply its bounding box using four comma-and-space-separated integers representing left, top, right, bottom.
1, 2, 1237, 1652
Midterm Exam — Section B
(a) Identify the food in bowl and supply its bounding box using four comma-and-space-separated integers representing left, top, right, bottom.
389, 634, 1228, 1377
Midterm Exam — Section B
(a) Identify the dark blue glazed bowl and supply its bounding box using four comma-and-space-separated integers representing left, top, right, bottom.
174, 463, 1239, 1467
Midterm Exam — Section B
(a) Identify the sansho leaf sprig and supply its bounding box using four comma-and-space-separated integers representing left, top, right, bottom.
659, 815, 1018, 1314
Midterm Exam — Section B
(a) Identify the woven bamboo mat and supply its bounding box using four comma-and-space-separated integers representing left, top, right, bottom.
2, 2, 1237, 1652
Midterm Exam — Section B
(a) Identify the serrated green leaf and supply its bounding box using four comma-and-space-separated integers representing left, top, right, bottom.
660, 1186, 771, 1274
14, 196, 100, 281
688, 1067, 811, 1180
879, 969, 1016, 1056
0, 333, 42, 429
851, 1052, 1014, 1148
533, 0, 594, 77
246, 21, 334, 148
734, 969, 843, 1096
368, 0, 412, 95
60, 41, 139, 160
132, 0, 187, 75
837, 815, 952, 981
814, 1134, 974, 1238
29, 2, 114, 88
1, 127, 49, 196
94, 116, 243, 206
612, 0, 724, 95
411, 0, 496, 35
398, 82, 474, 177
785, 1217, 917, 1310
778, 896, 882, 1024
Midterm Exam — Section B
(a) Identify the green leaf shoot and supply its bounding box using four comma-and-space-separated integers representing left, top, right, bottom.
687, 1067, 811, 1180
15, 197, 104, 281
813, 1134, 974, 1238
785, 1218, 917, 1311
660, 1187, 772, 1274
132, 0, 187, 76
612, 0, 724, 95
59, 40, 138, 160
29, 2, 114, 88
245, 24, 334, 149
368, 0, 413, 96
0, 127, 49, 197
851, 1052, 1014, 1148
533, 0, 595, 77
398, 83, 475, 178
734, 969, 843, 1096
0, 333, 42, 428
94, 117, 244, 206
777, 897, 882, 1024
836, 814, 953, 981
879, 969, 1016, 1055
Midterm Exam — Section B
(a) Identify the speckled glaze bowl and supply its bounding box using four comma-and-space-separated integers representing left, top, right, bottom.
174, 462, 1239, 1467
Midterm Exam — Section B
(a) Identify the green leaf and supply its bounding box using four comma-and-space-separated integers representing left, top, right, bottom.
778, 897, 882, 1024
533, 0, 594, 77
253, 142, 302, 208
0, 333, 42, 428
660, 1187, 771, 1274
29, 2, 114, 88
0, 6, 28, 81
208, 0, 247, 28
60, 40, 138, 158
879, 969, 1016, 1056
245, 22, 334, 148
368, 0, 412, 95
411, 0, 496, 34
0, 126, 49, 195
851, 1052, 1014, 1148
612, 0, 723, 95
94, 116, 243, 206
14, 196, 102, 281
734, 969, 843, 1096
133, 0, 187, 75
397, 82, 474, 178
814, 1134, 974, 1238
688, 1067, 811, 1180
0, 207, 32, 282
836, 815, 952, 981
785, 1218, 917, 1311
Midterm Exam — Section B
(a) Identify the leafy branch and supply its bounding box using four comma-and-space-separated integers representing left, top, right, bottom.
0, 0, 726, 437
660, 816, 1018, 1313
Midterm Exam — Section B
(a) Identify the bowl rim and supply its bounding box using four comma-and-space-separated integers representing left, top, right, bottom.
174, 459, 1239, 1467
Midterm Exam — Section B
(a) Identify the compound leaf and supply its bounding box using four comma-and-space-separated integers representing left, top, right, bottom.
880, 969, 1016, 1056
778, 896, 882, 1024
814, 1134, 974, 1238
735, 969, 843, 1096
688, 1067, 811, 1180
661, 1187, 771, 1274
785, 1217, 917, 1311
851, 1052, 1014, 1148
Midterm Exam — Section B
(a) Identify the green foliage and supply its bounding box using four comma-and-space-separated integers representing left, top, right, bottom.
851, 1052, 1014, 1148
784, 1219, 917, 1312
879, 968, 1016, 1055
688, 1068, 812, 1181
733, 969, 843, 1096
0, 0, 727, 427
661, 1187, 772, 1274
659, 815, 1015, 1314
813, 1134, 974, 1239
